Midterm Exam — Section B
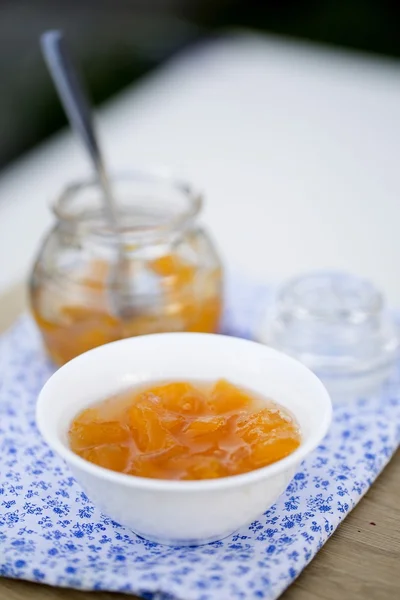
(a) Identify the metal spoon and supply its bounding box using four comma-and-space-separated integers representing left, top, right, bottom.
41, 30, 130, 318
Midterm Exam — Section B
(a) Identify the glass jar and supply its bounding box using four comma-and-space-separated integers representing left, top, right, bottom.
29, 171, 223, 365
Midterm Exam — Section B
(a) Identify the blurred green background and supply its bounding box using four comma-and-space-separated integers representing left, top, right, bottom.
1, 0, 399, 171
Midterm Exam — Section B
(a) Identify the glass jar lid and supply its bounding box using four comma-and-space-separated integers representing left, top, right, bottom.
259, 271, 399, 401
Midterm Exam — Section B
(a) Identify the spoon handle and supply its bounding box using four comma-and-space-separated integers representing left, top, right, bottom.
41, 30, 118, 224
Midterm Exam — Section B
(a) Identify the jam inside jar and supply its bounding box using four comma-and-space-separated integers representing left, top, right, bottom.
29, 171, 223, 365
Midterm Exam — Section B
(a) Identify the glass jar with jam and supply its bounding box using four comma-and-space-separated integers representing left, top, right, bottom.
29, 170, 223, 365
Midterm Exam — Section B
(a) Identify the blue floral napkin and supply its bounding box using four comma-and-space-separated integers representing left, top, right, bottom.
0, 277, 399, 600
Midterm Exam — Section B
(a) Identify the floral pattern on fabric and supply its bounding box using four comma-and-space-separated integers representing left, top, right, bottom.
0, 279, 399, 600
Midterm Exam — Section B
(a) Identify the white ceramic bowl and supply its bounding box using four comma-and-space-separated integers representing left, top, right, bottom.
36, 333, 332, 546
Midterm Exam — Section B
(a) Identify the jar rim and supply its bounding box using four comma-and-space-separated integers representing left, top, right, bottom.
53, 169, 203, 240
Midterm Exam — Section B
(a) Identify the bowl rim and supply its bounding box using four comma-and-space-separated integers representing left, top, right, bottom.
36, 333, 332, 493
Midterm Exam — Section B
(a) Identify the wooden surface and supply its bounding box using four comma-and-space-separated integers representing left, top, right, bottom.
0, 284, 399, 600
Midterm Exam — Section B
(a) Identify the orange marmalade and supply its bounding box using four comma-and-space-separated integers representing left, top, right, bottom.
31, 254, 222, 366
68, 380, 301, 481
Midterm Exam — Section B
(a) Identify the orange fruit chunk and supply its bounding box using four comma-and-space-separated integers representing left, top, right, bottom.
129, 404, 175, 453
140, 382, 207, 415
236, 408, 285, 442
184, 416, 226, 437
69, 420, 130, 450
81, 444, 130, 472
210, 379, 252, 414
184, 456, 228, 480
150, 254, 195, 287
150, 254, 179, 277
251, 436, 301, 468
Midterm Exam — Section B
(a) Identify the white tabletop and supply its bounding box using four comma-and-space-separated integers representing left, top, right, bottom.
1, 33, 400, 303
